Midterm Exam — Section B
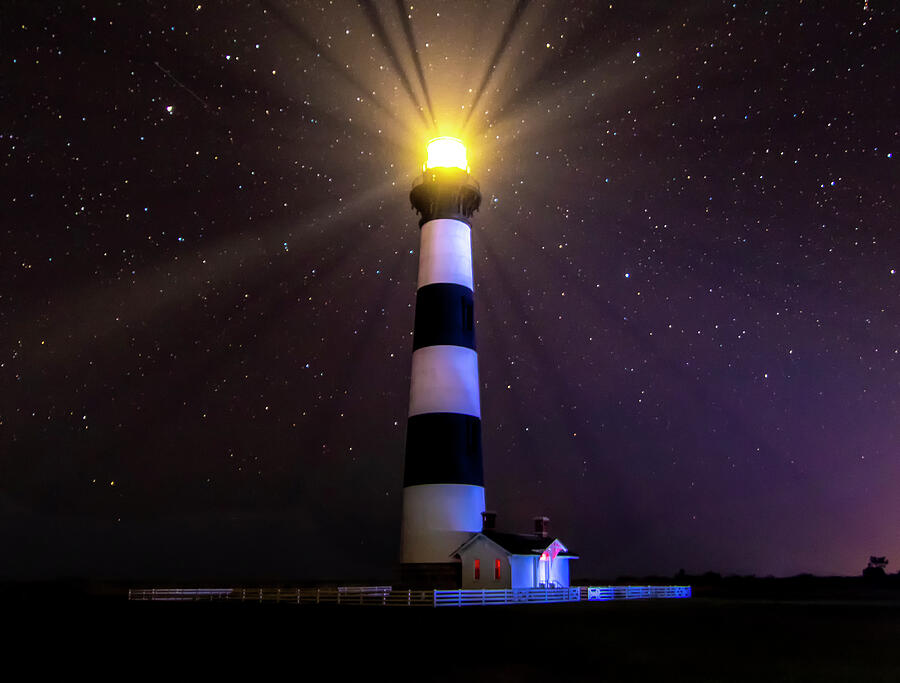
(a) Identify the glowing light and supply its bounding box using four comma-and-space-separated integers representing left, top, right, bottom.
425, 136, 468, 172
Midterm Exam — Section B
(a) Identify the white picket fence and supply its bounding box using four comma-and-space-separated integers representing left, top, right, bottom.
581, 585, 692, 600
434, 587, 581, 606
128, 585, 690, 607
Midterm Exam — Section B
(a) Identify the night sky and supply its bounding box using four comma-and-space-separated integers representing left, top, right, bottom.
3, 1, 897, 581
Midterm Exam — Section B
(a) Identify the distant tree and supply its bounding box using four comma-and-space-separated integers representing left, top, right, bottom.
863, 556, 888, 579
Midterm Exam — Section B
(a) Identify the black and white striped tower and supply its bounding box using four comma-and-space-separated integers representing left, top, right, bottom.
400, 137, 484, 587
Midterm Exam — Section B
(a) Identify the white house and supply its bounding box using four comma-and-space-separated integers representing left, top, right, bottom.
452, 518, 578, 589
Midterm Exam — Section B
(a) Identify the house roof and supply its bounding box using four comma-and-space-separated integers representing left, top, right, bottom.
453, 530, 578, 558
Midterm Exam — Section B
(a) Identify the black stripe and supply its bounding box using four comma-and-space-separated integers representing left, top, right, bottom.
404, 413, 483, 486
413, 283, 476, 351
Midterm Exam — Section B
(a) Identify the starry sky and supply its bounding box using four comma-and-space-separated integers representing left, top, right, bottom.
3, 1, 897, 581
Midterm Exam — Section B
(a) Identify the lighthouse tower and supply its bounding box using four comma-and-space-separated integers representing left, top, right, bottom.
400, 137, 484, 587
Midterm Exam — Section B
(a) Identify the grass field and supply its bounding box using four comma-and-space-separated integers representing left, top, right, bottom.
17, 593, 900, 681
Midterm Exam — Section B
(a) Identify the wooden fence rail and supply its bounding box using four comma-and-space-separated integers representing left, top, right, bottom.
129, 585, 691, 607
581, 585, 692, 601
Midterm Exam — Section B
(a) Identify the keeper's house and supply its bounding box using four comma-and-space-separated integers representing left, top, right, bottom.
453, 514, 578, 590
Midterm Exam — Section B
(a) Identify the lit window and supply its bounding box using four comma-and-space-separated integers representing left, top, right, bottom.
494, 558, 501, 580
474, 558, 480, 581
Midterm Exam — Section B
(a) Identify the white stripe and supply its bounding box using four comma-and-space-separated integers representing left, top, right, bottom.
408, 345, 481, 417
401, 484, 486, 563
417, 218, 474, 290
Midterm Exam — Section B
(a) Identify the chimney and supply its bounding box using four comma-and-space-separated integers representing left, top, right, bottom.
481, 511, 497, 531
534, 516, 550, 538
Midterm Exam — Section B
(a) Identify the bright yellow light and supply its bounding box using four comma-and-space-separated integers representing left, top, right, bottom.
425, 136, 468, 171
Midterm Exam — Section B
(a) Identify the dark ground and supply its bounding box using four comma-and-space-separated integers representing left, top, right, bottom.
8, 583, 900, 681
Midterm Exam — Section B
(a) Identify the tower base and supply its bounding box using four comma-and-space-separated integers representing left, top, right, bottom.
399, 562, 461, 590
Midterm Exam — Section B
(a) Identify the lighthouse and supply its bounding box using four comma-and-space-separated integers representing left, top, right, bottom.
400, 137, 485, 587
